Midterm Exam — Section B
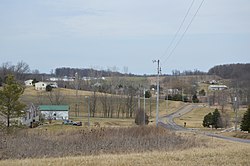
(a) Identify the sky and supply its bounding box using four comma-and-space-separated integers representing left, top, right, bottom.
0, 0, 250, 75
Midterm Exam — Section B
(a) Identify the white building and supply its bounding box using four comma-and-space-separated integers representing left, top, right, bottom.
208, 85, 228, 91
39, 105, 69, 120
24, 79, 33, 86
35, 82, 58, 90
35, 82, 48, 90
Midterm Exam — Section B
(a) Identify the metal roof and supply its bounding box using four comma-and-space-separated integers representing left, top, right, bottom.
38, 105, 69, 111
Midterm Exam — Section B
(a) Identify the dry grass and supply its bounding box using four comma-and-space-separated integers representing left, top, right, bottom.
0, 126, 202, 160
1, 136, 250, 166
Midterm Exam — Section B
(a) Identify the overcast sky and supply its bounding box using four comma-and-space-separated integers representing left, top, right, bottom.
0, 0, 250, 75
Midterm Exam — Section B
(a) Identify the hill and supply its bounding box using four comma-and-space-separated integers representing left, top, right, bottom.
208, 63, 250, 80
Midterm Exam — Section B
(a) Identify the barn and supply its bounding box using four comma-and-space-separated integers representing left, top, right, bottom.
39, 105, 69, 120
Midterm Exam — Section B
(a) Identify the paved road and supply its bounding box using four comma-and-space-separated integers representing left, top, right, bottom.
159, 104, 250, 144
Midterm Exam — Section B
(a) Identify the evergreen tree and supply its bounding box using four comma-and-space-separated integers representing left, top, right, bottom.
203, 112, 213, 127
212, 108, 222, 129
240, 106, 250, 132
0, 75, 26, 127
203, 108, 222, 129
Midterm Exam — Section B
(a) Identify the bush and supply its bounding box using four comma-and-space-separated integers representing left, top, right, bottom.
135, 109, 149, 125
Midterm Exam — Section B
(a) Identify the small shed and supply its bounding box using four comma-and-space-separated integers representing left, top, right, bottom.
39, 105, 69, 120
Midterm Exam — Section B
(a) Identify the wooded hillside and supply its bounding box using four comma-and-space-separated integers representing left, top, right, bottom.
208, 63, 250, 80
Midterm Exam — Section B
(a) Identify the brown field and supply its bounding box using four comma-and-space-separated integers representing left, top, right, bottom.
1, 132, 250, 166
0, 126, 202, 160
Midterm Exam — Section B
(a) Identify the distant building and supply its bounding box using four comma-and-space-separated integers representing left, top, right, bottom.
208, 85, 228, 91
167, 88, 180, 95
35, 82, 58, 90
209, 80, 218, 84
35, 82, 48, 90
39, 105, 69, 120
24, 79, 33, 86
21, 103, 40, 126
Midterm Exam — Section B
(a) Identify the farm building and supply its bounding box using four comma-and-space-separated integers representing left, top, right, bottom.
39, 105, 69, 120
21, 103, 40, 126
35, 82, 58, 90
35, 82, 48, 90
208, 85, 228, 91
24, 79, 33, 86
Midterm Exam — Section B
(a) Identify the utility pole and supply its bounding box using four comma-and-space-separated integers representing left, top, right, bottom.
234, 82, 239, 131
153, 60, 160, 127
166, 90, 168, 113
85, 96, 90, 127
75, 72, 79, 117
143, 88, 146, 125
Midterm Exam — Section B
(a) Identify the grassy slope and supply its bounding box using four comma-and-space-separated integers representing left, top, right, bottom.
1, 138, 250, 166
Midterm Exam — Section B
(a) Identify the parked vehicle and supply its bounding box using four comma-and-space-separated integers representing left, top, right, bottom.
62, 120, 73, 125
73, 121, 82, 126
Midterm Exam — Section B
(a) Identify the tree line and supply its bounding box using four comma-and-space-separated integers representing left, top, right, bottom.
55, 67, 134, 77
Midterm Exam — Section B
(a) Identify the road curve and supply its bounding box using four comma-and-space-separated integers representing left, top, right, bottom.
159, 104, 250, 144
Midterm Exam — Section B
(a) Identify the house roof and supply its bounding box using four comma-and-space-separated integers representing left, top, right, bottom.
38, 105, 69, 111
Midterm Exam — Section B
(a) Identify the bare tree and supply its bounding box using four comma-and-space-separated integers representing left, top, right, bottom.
47, 89, 65, 105
14, 61, 30, 80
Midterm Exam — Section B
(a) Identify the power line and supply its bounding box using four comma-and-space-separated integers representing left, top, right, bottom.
159, 0, 195, 61
162, 0, 205, 66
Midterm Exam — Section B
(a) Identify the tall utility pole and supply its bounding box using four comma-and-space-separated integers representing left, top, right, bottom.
234, 82, 239, 131
85, 96, 90, 127
153, 60, 160, 127
143, 88, 146, 125
75, 72, 79, 117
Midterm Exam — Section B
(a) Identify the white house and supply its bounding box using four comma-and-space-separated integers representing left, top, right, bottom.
35, 82, 48, 90
24, 79, 33, 86
21, 103, 40, 126
39, 105, 69, 120
208, 85, 228, 91
35, 82, 58, 90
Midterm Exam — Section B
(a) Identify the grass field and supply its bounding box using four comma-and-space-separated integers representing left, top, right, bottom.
1, 134, 249, 166
174, 106, 247, 129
